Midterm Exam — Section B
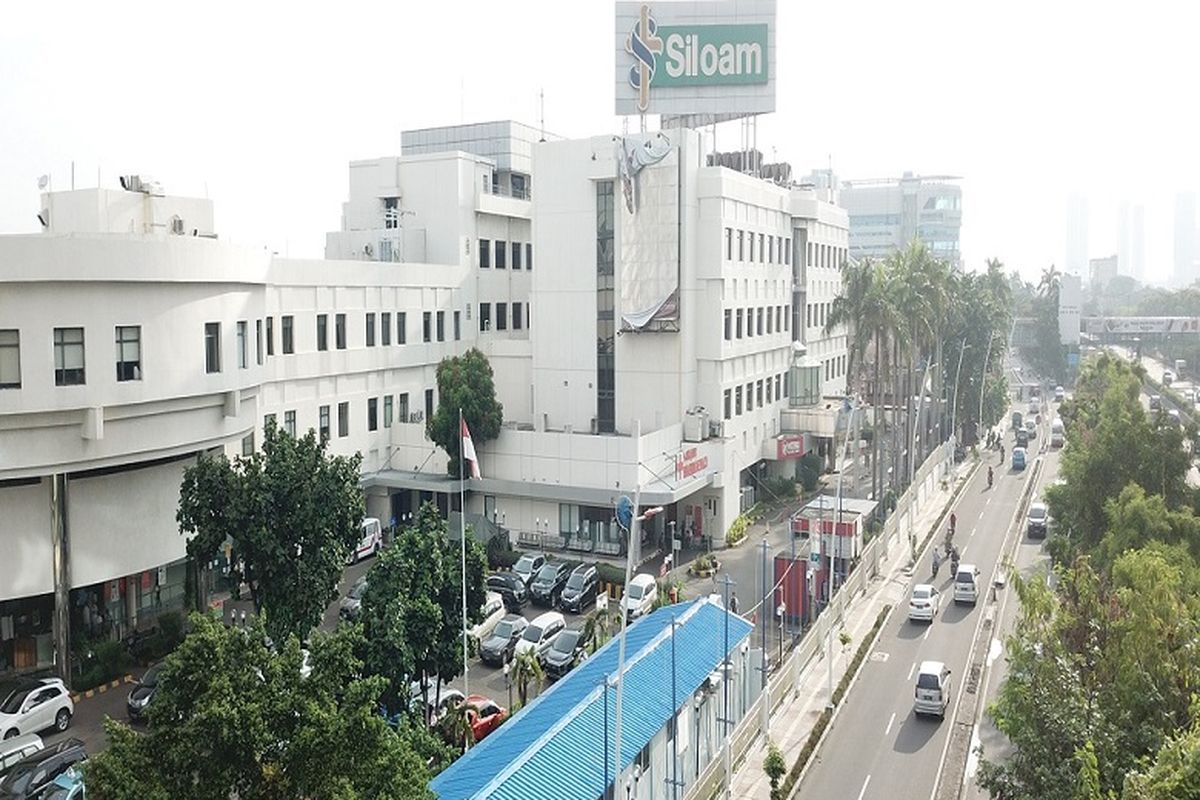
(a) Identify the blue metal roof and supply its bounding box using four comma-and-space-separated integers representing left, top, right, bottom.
430, 597, 753, 800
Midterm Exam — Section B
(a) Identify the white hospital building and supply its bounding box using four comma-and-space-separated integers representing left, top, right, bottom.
0, 121, 847, 681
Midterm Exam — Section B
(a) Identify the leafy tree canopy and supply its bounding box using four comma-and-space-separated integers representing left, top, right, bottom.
178, 421, 365, 644
427, 348, 503, 476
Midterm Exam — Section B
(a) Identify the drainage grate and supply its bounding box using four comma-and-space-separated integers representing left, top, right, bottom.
966, 662, 982, 694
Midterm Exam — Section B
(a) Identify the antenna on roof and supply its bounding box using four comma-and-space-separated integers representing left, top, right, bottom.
539, 88, 546, 143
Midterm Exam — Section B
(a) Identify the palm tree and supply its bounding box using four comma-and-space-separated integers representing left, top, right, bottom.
582, 607, 612, 654
1038, 264, 1062, 298
439, 697, 479, 753
511, 649, 545, 707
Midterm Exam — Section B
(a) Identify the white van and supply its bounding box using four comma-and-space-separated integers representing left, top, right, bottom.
913, 661, 952, 720
514, 611, 567, 663
348, 517, 383, 564
0, 733, 43, 777
622, 574, 658, 620
469, 591, 506, 646
953, 564, 981, 605
1050, 418, 1064, 448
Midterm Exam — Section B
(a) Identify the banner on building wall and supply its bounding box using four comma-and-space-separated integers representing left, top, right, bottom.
617, 133, 680, 331
774, 434, 805, 460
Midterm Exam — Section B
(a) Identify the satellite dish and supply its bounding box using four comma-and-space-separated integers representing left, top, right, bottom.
37, 175, 49, 190
616, 495, 634, 532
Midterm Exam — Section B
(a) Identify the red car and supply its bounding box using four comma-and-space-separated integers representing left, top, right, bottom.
465, 695, 507, 742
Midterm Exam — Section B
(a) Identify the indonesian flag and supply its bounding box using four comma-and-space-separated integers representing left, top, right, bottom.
460, 415, 481, 479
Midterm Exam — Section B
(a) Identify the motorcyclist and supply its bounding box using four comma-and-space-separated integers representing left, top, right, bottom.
949, 512, 957, 536
988, 466, 994, 488
950, 545, 961, 573
932, 549, 941, 578
1000, 444, 1006, 463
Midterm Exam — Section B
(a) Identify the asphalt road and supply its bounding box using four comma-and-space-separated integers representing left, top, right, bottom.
799, 406, 1042, 800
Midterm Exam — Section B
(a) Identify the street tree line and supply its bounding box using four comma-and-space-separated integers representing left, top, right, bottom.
978, 352, 1200, 799
828, 243, 1013, 504
1010, 265, 1068, 383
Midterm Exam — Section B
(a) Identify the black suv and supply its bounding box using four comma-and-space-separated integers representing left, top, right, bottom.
487, 572, 528, 612
126, 662, 164, 723
479, 615, 529, 666
0, 738, 86, 799
529, 561, 575, 607
544, 629, 587, 680
558, 564, 599, 613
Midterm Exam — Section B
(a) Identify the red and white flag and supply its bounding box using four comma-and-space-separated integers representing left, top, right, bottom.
460, 415, 481, 479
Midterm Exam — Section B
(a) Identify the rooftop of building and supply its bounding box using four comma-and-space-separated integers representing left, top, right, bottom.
429, 596, 753, 800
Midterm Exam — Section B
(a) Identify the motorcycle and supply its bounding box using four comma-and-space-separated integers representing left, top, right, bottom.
988, 467, 994, 489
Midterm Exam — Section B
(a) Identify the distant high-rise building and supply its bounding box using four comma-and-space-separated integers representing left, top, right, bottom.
839, 172, 962, 267
1065, 194, 1089, 275
1118, 201, 1131, 276
1175, 193, 1197, 287
1089, 254, 1118, 290
1131, 204, 1145, 282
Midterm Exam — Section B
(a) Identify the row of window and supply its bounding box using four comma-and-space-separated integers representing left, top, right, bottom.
259, 389, 436, 450
478, 301, 528, 333
479, 239, 533, 271
724, 228, 792, 267
807, 242, 847, 271
722, 305, 790, 341
0, 326, 143, 388
722, 372, 788, 420
825, 355, 847, 382
808, 302, 833, 331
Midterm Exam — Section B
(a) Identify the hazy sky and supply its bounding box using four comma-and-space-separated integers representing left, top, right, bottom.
3, 1, 1198, 284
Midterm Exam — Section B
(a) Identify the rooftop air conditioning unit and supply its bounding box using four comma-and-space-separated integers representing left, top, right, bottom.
170, 216, 185, 235
708, 419, 724, 439
683, 407, 710, 443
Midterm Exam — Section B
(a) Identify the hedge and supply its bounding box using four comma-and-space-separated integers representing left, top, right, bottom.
776, 604, 892, 798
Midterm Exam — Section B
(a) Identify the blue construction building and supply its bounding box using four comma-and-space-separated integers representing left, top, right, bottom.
430, 597, 757, 800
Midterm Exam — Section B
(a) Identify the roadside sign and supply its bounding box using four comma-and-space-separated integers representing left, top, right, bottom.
597, 592, 609, 612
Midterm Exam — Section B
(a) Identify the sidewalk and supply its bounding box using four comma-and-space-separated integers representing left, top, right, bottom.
728, 462, 972, 798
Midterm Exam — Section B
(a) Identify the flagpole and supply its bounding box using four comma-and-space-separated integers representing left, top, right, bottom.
460, 408, 469, 706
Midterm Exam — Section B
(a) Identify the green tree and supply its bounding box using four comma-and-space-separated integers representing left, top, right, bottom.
1074, 741, 1107, 800
426, 348, 504, 476
764, 739, 787, 800
177, 420, 365, 644
510, 648, 545, 707
360, 502, 487, 718
84, 614, 433, 800
1122, 715, 1200, 799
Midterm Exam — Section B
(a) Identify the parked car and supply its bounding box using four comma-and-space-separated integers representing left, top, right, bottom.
339, 575, 368, 622
913, 661, 952, 720
409, 683, 465, 725
544, 628, 587, 679
486, 572, 528, 612
479, 615, 529, 666
558, 564, 600, 613
463, 695, 507, 742
513, 554, 546, 588
0, 738, 86, 799
469, 592, 507, 646
38, 767, 84, 800
126, 662, 165, 723
514, 611, 567, 663
0, 678, 73, 739
0, 735, 42, 780
529, 561, 575, 607
907, 584, 940, 623
1026, 502, 1049, 539
622, 574, 657, 619
347, 517, 383, 564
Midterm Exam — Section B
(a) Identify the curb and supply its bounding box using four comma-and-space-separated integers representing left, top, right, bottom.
70, 674, 135, 704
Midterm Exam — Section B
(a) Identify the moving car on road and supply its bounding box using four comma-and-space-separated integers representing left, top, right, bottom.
913, 661, 952, 720
1050, 418, 1064, 448
1054, 385, 1065, 402
479, 615, 529, 666
347, 517, 383, 564
339, 575, 368, 622
0, 678, 73, 739
513, 554, 546, 589
953, 564, 981, 605
1027, 502, 1050, 539
1012, 447, 1027, 471
907, 584, 940, 623
1150, 394, 1162, 411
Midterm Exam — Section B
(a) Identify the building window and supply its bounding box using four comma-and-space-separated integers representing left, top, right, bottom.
398, 392, 409, 422
383, 395, 394, 428
724, 309, 732, 341
749, 231, 755, 262
768, 236, 774, 264
381, 312, 391, 346
776, 306, 783, 332
264, 413, 276, 432
242, 433, 255, 456
479, 303, 491, 331
284, 410, 296, 437
319, 405, 330, 442
735, 385, 743, 415
366, 313, 376, 347
738, 230, 745, 261
596, 180, 616, 433
454, 310, 461, 340
335, 314, 346, 350
255, 320, 264, 365
496, 303, 508, 331
282, 315, 294, 354
397, 312, 407, 344
115, 325, 141, 381
757, 379, 764, 407
759, 233, 765, 262
479, 238, 491, 268
338, 401, 349, 437
204, 322, 221, 374
746, 382, 754, 411
495, 240, 507, 269
746, 308, 754, 337
436, 311, 445, 342
423, 311, 432, 342
736, 309, 744, 339
724, 388, 732, 420
424, 388, 434, 421
368, 397, 378, 431
785, 239, 791, 266
766, 379, 773, 404
512, 241, 522, 270
725, 228, 733, 261
317, 314, 328, 351
266, 317, 274, 357
766, 307, 774, 335
0, 330, 19, 388
237, 321, 248, 369
757, 308, 764, 336
512, 302, 523, 330
526, 243, 533, 271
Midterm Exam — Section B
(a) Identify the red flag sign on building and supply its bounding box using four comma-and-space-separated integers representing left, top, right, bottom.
460, 415, 481, 479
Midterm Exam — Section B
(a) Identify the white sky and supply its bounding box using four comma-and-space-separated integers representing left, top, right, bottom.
3, 1, 1198, 284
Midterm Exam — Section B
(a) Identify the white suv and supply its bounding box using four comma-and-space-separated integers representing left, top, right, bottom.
0, 678, 74, 739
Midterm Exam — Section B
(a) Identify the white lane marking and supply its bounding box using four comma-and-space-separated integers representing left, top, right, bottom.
885, 711, 896, 736
978, 509, 985, 521
858, 774, 872, 800
922, 626, 931, 641
984, 495, 991, 506
907, 662, 915, 681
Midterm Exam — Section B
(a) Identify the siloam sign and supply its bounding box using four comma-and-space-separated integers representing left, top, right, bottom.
616, 0, 777, 117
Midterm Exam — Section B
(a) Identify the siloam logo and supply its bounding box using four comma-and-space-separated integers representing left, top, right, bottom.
625, 4, 769, 113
